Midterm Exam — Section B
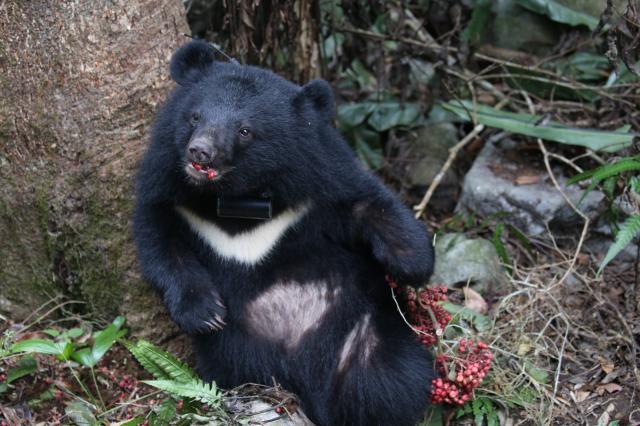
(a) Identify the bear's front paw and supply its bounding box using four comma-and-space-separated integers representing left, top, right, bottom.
169, 288, 227, 334
372, 234, 434, 284
387, 254, 434, 285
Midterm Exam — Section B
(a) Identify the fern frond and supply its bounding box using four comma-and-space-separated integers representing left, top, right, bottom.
125, 340, 196, 382
575, 159, 640, 204
568, 157, 640, 185
590, 159, 640, 184
598, 215, 640, 274
143, 379, 222, 407
567, 168, 597, 185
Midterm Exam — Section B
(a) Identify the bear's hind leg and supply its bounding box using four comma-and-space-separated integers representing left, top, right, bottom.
322, 317, 434, 426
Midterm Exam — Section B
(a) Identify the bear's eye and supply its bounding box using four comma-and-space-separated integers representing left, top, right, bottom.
238, 128, 251, 138
190, 112, 201, 126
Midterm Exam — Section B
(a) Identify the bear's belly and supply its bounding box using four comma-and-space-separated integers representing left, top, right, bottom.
243, 280, 343, 351
241, 278, 380, 374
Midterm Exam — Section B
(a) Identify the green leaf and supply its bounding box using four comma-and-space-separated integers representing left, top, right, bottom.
323, 33, 344, 60
65, 328, 84, 339
574, 158, 640, 204
482, 398, 499, 426
156, 399, 177, 423
353, 129, 383, 170
602, 176, 617, 198
11, 339, 73, 360
511, 386, 539, 406
420, 404, 444, 426
337, 103, 372, 129
338, 100, 422, 132
88, 316, 126, 366
553, 52, 610, 82
472, 398, 484, 426
65, 400, 98, 426
118, 418, 144, 426
143, 379, 222, 407
0, 383, 7, 394
7, 355, 37, 383
492, 224, 511, 274
43, 329, 60, 337
441, 100, 636, 152
507, 224, 534, 258
27, 386, 56, 408
70, 348, 94, 368
598, 215, 640, 274
515, 0, 600, 29
442, 302, 492, 332
70, 317, 125, 367
523, 360, 549, 384
367, 102, 420, 131
567, 168, 597, 185
462, 0, 491, 45
345, 59, 377, 91
125, 340, 196, 382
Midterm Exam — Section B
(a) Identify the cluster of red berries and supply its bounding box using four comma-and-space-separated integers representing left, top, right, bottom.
400, 285, 452, 347
430, 339, 493, 405
117, 375, 137, 392
387, 276, 494, 406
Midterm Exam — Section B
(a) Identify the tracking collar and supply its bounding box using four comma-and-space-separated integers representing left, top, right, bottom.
216, 196, 272, 220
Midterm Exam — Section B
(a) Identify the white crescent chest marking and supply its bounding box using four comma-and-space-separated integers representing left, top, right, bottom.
176, 204, 310, 265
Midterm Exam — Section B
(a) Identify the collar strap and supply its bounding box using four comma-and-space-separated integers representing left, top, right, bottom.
216, 196, 272, 220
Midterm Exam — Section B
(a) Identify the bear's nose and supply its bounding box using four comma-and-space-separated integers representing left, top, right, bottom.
188, 143, 216, 164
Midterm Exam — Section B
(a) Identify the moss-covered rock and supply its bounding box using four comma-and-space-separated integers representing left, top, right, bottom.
430, 233, 508, 294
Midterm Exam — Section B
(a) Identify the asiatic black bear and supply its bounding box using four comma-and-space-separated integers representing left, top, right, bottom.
133, 40, 436, 426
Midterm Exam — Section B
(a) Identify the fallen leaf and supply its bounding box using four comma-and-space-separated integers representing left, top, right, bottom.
599, 356, 615, 374
515, 174, 541, 185
574, 390, 591, 403
463, 287, 488, 314
597, 383, 622, 395
517, 335, 533, 356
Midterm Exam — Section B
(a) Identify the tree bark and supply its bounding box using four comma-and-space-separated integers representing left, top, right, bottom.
187, 0, 322, 82
0, 0, 188, 342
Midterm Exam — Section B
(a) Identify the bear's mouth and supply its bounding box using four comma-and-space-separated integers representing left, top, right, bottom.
187, 162, 221, 181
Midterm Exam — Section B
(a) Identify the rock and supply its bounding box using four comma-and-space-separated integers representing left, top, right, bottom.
585, 216, 639, 265
491, 0, 559, 54
226, 400, 314, 425
406, 122, 459, 188
430, 233, 507, 293
405, 122, 460, 211
457, 140, 606, 235
556, 0, 627, 19
406, 58, 436, 86
584, 235, 639, 265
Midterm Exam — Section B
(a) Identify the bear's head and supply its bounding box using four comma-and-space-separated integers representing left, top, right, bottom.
160, 40, 352, 202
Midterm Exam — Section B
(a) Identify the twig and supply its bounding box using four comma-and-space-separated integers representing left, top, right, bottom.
389, 287, 431, 340
413, 124, 484, 218
552, 327, 569, 399
538, 140, 590, 289
520, 90, 590, 288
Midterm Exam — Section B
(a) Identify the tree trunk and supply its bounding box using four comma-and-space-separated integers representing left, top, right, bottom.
187, 0, 322, 82
0, 0, 188, 342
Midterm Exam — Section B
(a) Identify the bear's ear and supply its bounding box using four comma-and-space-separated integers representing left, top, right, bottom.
170, 40, 215, 85
295, 79, 335, 122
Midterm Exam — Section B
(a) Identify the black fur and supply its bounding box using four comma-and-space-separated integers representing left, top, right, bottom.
133, 40, 436, 426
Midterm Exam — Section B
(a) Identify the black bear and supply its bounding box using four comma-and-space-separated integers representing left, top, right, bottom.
133, 40, 436, 426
